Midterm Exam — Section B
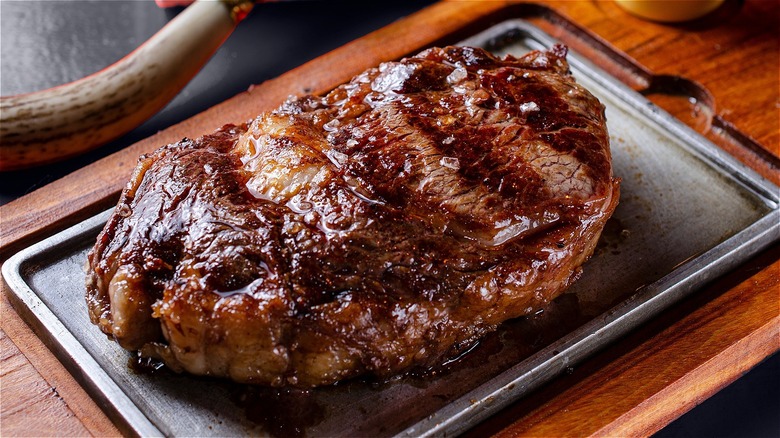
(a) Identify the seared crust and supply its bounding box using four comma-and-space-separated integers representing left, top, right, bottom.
86, 45, 619, 387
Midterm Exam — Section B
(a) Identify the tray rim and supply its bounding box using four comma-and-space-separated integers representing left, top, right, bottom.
1, 209, 161, 437
471, 20, 779, 208
3, 19, 779, 438
402, 20, 780, 436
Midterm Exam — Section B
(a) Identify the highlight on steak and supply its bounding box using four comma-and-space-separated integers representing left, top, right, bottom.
86, 45, 619, 387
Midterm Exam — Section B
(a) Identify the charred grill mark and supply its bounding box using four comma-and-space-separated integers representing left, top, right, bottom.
86, 45, 618, 387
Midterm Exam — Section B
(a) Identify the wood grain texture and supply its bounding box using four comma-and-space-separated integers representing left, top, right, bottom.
1, 1, 778, 436
466, 245, 780, 437
1, 0, 777, 257
1, 284, 121, 437
1, 329, 90, 437
533, 0, 780, 184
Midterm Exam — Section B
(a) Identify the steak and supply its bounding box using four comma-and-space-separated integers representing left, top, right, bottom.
86, 45, 619, 387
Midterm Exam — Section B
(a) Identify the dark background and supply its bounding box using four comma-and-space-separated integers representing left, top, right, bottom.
1, 1, 777, 436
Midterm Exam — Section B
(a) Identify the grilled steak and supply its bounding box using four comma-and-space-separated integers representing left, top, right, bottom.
86, 45, 619, 387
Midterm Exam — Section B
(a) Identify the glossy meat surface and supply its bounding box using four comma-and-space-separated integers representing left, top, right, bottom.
86, 45, 619, 387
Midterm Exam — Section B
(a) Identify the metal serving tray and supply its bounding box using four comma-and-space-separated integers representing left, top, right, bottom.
4, 20, 779, 437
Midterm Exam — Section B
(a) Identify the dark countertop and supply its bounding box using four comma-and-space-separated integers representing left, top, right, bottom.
1, 1, 777, 436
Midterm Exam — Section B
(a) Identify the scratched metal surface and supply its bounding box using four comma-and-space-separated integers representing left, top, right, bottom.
3, 21, 779, 437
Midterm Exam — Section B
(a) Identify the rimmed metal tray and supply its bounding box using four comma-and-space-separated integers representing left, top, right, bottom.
3, 20, 779, 437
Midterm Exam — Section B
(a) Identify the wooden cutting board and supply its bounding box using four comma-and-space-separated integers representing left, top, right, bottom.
1, 0, 778, 436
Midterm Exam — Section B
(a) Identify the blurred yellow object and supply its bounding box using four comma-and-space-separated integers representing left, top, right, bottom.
614, 0, 726, 22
